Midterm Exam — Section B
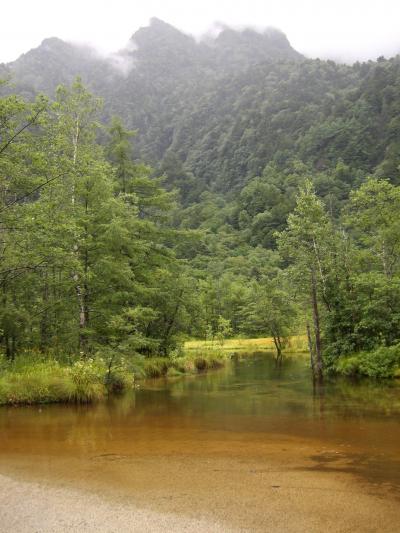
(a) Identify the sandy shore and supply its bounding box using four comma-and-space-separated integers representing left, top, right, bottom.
1, 447, 399, 533
0, 473, 229, 533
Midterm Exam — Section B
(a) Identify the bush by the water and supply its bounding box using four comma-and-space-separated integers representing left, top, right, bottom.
128, 350, 229, 379
334, 345, 400, 378
193, 355, 225, 371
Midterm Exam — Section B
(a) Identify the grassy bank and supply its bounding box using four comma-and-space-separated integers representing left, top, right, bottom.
134, 335, 309, 379
0, 356, 135, 406
184, 335, 308, 354
130, 349, 229, 379
0, 336, 309, 407
0, 348, 231, 406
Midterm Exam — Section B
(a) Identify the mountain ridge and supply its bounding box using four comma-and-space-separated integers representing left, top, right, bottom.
1, 19, 400, 197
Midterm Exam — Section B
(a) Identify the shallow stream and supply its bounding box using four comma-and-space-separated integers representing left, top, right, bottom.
1, 353, 399, 531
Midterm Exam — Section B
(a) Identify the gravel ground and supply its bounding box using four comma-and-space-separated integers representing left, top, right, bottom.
0, 474, 229, 533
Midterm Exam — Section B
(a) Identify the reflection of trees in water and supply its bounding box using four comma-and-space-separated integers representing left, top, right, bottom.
139, 353, 400, 423
311, 372, 400, 421
312, 378, 326, 420
321, 377, 400, 419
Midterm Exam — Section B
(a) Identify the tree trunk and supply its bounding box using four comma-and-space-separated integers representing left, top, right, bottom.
75, 250, 89, 355
77, 292, 85, 352
160, 290, 183, 356
272, 334, 282, 361
5, 334, 12, 360
40, 270, 49, 352
311, 269, 323, 380
71, 114, 86, 354
76, 282, 88, 355
11, 335, 16, 360
306, 323, 315, 373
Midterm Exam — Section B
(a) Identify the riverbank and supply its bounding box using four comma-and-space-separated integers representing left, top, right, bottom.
3, 335, 302, 406
0, 349, 230, 406
0, 357, 134, 406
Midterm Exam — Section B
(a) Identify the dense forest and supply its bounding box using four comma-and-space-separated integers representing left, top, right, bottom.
1, 19, 400, 403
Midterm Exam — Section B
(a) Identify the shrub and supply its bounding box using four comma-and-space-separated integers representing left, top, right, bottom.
206, 355, 226, 369
335, 355, 362, 377
194, 357, 208, 371
334, 344, 400, 379
143, 362, 163, 378
69, 359, 106, 403
166, 367, 184, 377
358, 345, 400, 378
103, 356, 134, 393
141, 357, 171, 378
104, 368, 133, 393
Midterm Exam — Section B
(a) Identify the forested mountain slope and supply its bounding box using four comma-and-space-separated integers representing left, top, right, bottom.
2, 20, 399, 196
2, 19, 400, 196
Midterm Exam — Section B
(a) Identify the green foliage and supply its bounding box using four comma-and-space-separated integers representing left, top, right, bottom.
240, 273, 297, 358
0, 79, 189, 363
215, 316, 233, 346
334, 345, 400, 378
6, 21, 400, 195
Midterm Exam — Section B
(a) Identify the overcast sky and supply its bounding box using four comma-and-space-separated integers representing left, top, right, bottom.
2, 0, 400, 64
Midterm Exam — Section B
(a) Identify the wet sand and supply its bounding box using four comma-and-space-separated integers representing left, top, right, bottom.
0, 432, 399, 532
0, 473, 228, 533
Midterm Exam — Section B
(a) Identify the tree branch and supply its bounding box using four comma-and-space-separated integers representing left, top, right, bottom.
0, 106, 46, 157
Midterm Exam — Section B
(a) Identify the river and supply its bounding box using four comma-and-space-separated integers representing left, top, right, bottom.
0, 353, 399, 531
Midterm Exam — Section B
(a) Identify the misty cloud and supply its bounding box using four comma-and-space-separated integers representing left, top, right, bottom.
1, 0, 400, 64
102, 41, 138, 77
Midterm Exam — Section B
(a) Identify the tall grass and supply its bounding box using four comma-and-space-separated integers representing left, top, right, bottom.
128, 349, 230, 379
0, 356, 134, 406
184, 335, 308, 354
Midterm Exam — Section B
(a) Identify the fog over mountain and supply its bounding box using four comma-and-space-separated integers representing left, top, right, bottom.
2, 17, 399, 197
1, 0, 400, 63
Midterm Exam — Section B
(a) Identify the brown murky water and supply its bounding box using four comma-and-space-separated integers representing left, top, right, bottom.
1, 353, 400, 531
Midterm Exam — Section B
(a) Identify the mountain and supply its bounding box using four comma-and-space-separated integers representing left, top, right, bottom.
0, 37, 116, 99
2, 19, 301, 99
2, 19, 400, 196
